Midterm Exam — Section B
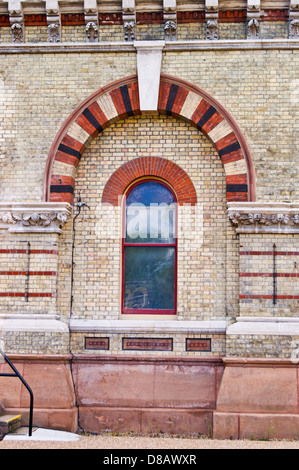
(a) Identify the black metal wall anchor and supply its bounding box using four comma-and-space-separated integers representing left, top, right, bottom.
25, 242, 31, 302
0, 348, 34, 437
70, 192, 90, 315
273, 243, 277, 305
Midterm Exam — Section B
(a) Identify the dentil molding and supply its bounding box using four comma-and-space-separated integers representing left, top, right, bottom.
0, 202, 72, 233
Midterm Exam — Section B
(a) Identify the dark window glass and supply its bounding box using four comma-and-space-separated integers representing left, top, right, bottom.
122, 180, 177, 315
124, 246, 175, 310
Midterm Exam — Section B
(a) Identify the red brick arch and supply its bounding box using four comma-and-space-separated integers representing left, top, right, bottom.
102, 157, 197, 206
44, 74, 255, 205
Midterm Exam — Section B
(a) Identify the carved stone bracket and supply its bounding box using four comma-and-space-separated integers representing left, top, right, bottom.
247, 0, 260, 39
247, 18, 260, 39
227, 202, 299, 234
290, 19, 299, 38
163, 0, 177, 41
289, 0, 299, 39
0, 203, 72, 234
123, 0, 136, 42
164, 20, 177, 41
84, 0, 99, 43
205, 0, 219, 40
46, 0, 61, 42
9, 1, 24, 43
86, 21, 99, 42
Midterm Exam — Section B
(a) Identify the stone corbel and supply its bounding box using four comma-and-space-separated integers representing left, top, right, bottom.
46, 0, 61, 43
163, 0, 177, 41
0, 203, 72, 234
122, 0, 136, 42
289, 1, 299, 38
205, 0, 219, 40
8, 0, 24, 43
84, 0, 99, 42
227, 202, 299, 234
247, 0, 260, 39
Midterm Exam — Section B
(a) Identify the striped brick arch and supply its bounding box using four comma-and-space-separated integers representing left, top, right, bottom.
44, 74, 255, 205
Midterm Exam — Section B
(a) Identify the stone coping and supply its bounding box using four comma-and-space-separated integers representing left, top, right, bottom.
69, 318, 227, 334
0, 39, 298, 54
0, 314, 68, 332
2, 314, 299, 336
227, 316, 299, 335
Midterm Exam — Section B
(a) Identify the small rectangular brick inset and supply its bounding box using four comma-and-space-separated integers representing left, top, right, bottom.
122, 338, 173, 351
186, 338, 211, 352
85, 337, 109, 350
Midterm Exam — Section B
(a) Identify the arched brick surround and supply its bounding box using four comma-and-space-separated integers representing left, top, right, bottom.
44, 74, 255, 205
102, 157, 197, 206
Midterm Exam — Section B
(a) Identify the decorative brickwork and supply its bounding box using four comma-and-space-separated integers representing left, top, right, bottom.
45, 75, 254, 205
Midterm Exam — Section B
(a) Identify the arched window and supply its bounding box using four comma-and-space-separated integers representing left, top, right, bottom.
122, 179, 177, 315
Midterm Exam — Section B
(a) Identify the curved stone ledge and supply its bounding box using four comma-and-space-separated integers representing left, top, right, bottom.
227, 202, 299, 233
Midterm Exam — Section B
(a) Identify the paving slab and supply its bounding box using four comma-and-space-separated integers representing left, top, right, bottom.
3, 427, 81, 442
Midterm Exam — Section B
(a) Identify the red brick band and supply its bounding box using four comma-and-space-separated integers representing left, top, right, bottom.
0, 249, 58, 254
0, 271, 57, 276
240, 273, 299, 277
45, 74, 255, 205
240, 295, 299, 300
240, 251, 299, 256
0, 292, 53, 297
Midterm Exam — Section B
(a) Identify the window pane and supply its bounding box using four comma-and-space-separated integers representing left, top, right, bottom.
125, 182, 176, 244
124, 246, 175, 310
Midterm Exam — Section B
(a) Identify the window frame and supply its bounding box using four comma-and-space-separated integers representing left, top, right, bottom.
121, 177, 178, 316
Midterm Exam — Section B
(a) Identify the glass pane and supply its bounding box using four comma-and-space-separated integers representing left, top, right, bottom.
125, 181, 176, 244
124, 246, 175, 311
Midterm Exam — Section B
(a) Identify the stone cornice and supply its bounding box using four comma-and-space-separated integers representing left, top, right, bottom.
227, 202, 299, 234
0, 202, 72, 233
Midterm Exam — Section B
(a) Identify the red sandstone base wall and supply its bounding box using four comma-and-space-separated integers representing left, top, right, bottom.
0, 354, 78, 433
1, 354, 299, 440
213, 358, 299, 440
72, 355, 224, 436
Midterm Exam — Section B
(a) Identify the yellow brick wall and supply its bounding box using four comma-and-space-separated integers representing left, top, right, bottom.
0, 43, 297, 357
66, 114, 228, 322
0, 49, 297, 203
